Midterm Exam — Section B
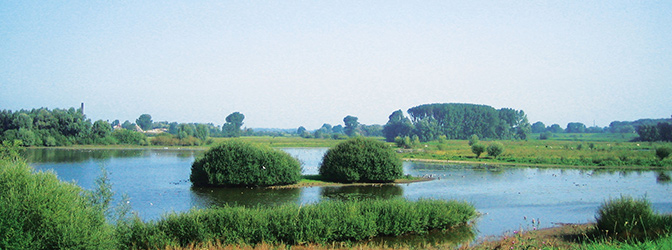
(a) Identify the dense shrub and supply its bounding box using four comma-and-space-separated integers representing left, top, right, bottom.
190, 140, 302, 187
487, 142, 504, 158
319, 137, 402, 183
0, 159, 114, 249
595, 196, 671, 241
115, 199, 477, 249
112, 129, 148, 145
655, 146, 672, 160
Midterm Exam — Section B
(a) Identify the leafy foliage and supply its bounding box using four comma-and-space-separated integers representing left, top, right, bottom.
0, 158, 114, 249
190, 140, 301, 187
637, 122, 672, 142
383, 110, 414, 142
471, 143, 486, 158
655, 146, 672, 160
319, 137, 402, 183
222, 112, 245, 137
406, 103, 530, 141
135, 114, 153, 131
487, 142, 504, 158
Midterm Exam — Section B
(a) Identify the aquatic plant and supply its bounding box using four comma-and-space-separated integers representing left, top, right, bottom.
190, 140, 302, 187
319, 137, 402, 183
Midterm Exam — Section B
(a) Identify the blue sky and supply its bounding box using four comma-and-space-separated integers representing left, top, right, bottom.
2, 1, 671, 129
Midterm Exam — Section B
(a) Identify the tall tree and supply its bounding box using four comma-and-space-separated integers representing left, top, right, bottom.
223, 112, 245, 137
136, 114, 153, 131
547, 124, 564, 133
566, 122, 587, 133
531, 121, 546, 133
382, 110, 414, 142
195, 124, 210, 141
91, 120, 112, 139
343, 115, 360, 137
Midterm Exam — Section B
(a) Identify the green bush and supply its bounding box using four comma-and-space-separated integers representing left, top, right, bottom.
0, 159, 114, 249
487, 142, 504, 158
595, 196, 671, 241
655, 146, 672, 160
115, 198, 477, 249
319, 137, 402, 183
190, 140, 302, 187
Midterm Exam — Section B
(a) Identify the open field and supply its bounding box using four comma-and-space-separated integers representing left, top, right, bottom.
399, 136, 672, 169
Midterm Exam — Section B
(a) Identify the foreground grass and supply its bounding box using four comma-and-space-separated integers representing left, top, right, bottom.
470, 224, 672, 250
116, 198, 477, 249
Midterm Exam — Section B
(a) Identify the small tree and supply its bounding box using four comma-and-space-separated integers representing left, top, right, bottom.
655, 146, 672, 160
468, 134, 479, 146
471, 143, 486, 158
487, 142, 504, 158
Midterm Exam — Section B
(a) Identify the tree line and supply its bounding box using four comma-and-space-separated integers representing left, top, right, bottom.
0, 108, 252, 147
382, 103, 531, 142
2, 104, 670, 146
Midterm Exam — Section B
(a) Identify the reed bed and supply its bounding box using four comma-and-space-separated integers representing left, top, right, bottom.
115, 199, 477, 249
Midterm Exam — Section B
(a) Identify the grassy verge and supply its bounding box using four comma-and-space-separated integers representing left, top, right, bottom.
116, 199, 477, 249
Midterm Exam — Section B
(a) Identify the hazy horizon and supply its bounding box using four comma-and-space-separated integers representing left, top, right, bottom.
2, 1, 671, 129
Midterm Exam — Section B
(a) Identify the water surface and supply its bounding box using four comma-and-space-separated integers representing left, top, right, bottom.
24, 148, 672, 238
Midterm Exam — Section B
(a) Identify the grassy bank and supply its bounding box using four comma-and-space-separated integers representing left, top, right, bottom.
399, 138, 672, 169
116, 199, 477, 249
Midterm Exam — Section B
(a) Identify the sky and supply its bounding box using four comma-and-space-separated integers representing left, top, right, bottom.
2, 1, 671, 130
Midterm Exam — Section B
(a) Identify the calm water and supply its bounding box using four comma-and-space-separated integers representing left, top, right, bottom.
24, 148, 672, 239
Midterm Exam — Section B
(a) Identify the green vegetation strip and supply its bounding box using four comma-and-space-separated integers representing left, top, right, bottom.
115, 199, 477, 249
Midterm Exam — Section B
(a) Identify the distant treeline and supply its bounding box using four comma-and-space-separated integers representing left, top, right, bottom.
2, 104, 671, 146
383, 103, 531, 142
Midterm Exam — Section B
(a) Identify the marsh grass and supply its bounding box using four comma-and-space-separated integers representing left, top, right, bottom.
593, 196, 672, 242
115, 199, 477, 249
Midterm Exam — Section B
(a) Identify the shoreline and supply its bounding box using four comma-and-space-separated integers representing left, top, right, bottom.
404, 157, 672, 171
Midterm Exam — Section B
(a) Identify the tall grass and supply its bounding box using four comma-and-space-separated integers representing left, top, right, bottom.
115, 199, 477, 249
594, 196, 672, 242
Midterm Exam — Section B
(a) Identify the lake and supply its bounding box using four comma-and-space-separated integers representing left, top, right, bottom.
24, 148, 672, 240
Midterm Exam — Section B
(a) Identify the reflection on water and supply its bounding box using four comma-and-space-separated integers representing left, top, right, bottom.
367, 225, 475, 248
321, 185, 403, 200
23, 148, 672, 239
191, 186, 302, 207
22, 148, 198, 163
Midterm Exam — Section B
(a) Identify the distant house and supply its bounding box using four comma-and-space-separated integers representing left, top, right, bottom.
144, 128, 168, 135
